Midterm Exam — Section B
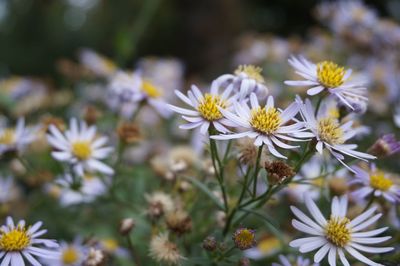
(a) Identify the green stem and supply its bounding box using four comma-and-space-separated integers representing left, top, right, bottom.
252, 145, 264, 197
362, 194, 375, 213
126, 235, 141, 266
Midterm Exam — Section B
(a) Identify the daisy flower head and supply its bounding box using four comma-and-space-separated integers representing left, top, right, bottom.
149, 233, 185, 265
285, 56, 368, 110
296, 97, 375, 171
44, 238, 87, 266
0, 217, 59, 266
0, 176, 18, 204
79, 48, 117, 78
212, 93, 309, 159
215, 65, 268, 100
290, 195, 393, 266
168, 81, 237, 134
0, 118, 37, 156
46, 118, 114, 176
272, 254, 319, 266
351, 164, 400, 203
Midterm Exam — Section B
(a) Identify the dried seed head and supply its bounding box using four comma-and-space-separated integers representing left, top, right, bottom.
265, 160, 295, 185
84, 105, 101, 125
117, 122, 141, 144
119, 218, 135, 236
166, 210, 192, 236
202, 236, 217, 252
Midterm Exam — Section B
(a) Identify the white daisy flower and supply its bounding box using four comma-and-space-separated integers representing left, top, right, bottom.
296, 97, 375, 171
47, 173, 109, 206
211, 94, 309, 159
284, 56, 368, 110
46, 118, 114, 176
0, 176, 18, 204
215, 65, 268, 100
0, 118, 37, 156
290, 195, 393, 266
272, 254, 319, 266
79, 48, 117, 78
168, 81, 237, 134
0, 217, 59, 266
43, 238, 87, 266
350, 164, 400, 204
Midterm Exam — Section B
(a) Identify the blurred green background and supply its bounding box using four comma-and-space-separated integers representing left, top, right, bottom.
0, 0, 398, 78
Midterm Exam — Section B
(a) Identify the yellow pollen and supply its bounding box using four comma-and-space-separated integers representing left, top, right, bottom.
197, 94, 226, 121
71, 141, 92, 160
325, 216, 351, 247
0, 129, 15, 145
370, 171, 393, 191
0, 227, 31, 251
317, 117, 344, 145
62, 247, 79, 264
317, 61, 346, 88
142, 80, 162, 98
235, 65, 265, 83
250, 107, 281, 134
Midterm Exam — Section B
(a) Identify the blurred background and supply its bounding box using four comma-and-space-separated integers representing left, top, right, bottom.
0, 0, 399, 80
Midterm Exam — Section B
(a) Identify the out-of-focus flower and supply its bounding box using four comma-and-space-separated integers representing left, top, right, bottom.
297, 97, 375, 171
0, 176, 19, 204
394, 107, 400, 128
232, 227, 256, 250
368, 134, 400, 158
202, 236, 217, 251
41, 116, 66, 133
0, 217, 59, 265
119, 218, 135, 236
79, 49, 117, 78
145, 192, 174, 219
0, 118, 38, 156
215, 65, 268, 99
285, 56, 368, 110
290, 195, 393, 266
265, 160, 295, 185
44, 238, 87, 266
212, 94, 308, 159
149, 233, 185, 265
350, 164, 400, 203
236, 137, 270, 166
272, 254, 319, 266
99, 238, 128, 257
117, 122, 141, 144
168, 82, 237, 134
83, 247, 104, 266
244, 235, 280, 260
47, 118, 114, 176
46, 173, 108, 206
165, 210, 192, 236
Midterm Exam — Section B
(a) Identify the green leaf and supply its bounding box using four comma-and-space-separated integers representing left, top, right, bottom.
183, 176, 224, 210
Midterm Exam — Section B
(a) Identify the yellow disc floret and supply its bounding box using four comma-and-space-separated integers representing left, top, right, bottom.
0, 227, 31, 251
317, 61, 346, 88
370, 171, 393, 191
317, 118, 344, 145
62, 246, 80, 264
0, 129, 15, 145
250, 107, 281, 134
197, 94, 226, 121
142, 80, 162, 98
71, 141, 92, 160
235, 65, 265, 83
325, 216, 351, 247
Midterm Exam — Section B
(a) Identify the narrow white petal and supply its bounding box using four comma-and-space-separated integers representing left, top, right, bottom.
292, 219, 323, 236
304, 194, 327, 227
314, 243, 331, 263
328, 246, 337, 266
351, 213, 382, 232
338, 248, 350, 266
345, 246, 384, 266
350, 243, 394, 253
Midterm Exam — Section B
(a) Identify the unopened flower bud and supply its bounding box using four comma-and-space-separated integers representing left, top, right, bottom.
232, 228, 256, 250
202, 236, 217, 251
119, 218, 135, 236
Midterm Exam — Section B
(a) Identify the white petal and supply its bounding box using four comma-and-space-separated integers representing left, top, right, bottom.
351, 213, 382, 232
345, 246, 384, 266
292, 219, 323, 236
338, 248, 350, 266
307, 86, 325, 95
314, 243, 331, 263
328, 246, 337, 266
304, 194, 327, 226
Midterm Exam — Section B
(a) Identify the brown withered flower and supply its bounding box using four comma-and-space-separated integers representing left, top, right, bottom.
117, 122, 141, 144
165, 210, 192, 236
41, 116, 66, 133
264, 160, 295, 185
84, 105, 101, 125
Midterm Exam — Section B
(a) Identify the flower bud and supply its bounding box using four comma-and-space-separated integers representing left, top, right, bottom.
202, 236, 217, 251
232, 228, 256, 250
119, 218, 135, 236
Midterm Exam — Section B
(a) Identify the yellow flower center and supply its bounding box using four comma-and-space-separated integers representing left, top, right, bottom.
325, 216, 351, 247
233, 228, 256, 250
317, 61, 345, 88
235, 65, 265, 83
250, 107, 281, 134
197, 94, 226, 121
257, 237, 280, 253
71, 141, 92, 160
142, 81, 162, 98
370, 171, 393, 191
317, 117, 344, 145
62, 247, 79, 264
101, 239, 118, 252
0, 227, 31, 251
0, 129, 15, 145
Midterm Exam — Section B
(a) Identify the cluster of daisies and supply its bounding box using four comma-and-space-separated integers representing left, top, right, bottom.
169, 58, 398, 266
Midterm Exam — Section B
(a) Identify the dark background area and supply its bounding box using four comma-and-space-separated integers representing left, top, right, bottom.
0, 0, 397, 79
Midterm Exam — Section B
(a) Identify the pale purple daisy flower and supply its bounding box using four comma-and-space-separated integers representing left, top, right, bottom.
290, 195, 393, 266
0, 217, 59, 266
351, 164, 400, 203
285, 55, 368, 110
211, 93, 310, 159
46, 118, 114, 176
0, 118, 38, 156
43, 237, 88, 266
